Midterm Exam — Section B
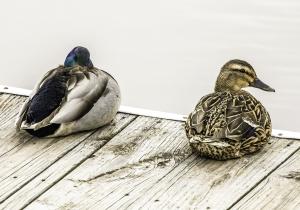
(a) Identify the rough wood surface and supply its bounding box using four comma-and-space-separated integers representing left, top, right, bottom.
231, 149, 300, 210
0, 93, 299, 210
24, 116, 300, 210
0, 94, 29, 156
0, 114, 136, 210
0, 94, 137, 209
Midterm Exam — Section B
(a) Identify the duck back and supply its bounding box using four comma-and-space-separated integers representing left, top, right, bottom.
185, 90, 272, 159
26, 70, 69, 124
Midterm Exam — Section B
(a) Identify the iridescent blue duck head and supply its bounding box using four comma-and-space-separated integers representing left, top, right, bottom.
64, 46, 94, 68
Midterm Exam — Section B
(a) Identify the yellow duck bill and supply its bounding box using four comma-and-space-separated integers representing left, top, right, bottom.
250, 78, 275, 92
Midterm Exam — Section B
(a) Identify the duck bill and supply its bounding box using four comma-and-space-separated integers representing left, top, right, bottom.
250, 78, 275, 92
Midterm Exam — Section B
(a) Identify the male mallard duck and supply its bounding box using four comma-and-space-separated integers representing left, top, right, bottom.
185, 59, 275, 160
15, 46, 121, 137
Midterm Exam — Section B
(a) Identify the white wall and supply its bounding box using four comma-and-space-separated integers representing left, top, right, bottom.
0, 0, 299, 131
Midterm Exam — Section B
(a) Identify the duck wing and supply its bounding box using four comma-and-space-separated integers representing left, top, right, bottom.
50, 67, 108, 124
226, 92, 271, 140
99, 69, 118, 84
186, 91, 271, 143
15, 66, 66, 129
186, 92, 229, 139
16, 66, 108, 131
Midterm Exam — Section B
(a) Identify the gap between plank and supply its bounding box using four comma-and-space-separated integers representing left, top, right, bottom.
0, 115, 35, 159
123, 154, 197, 209
227, 145, 300, 210
20, 116, 138, 209
0, 131, 99, 204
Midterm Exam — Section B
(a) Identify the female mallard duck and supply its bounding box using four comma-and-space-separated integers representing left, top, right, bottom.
185, 59, 275, 160
15, 46, 121, 137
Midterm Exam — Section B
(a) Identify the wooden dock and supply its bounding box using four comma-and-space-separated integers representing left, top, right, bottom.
0, 93, 299, 210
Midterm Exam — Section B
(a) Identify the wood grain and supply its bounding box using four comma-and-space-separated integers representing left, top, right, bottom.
0, 94, 30, 157
24, 116, 300, 210
231, 149, 300, 210
0, 93, 299, 210
0, 94, 136, 207
0, 114, 136, 209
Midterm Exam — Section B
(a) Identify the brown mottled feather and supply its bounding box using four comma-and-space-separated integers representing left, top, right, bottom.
186, 91, 272, 160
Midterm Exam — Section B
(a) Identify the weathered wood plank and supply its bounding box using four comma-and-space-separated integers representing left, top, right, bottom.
0, 94, 30, 156
0, 94, 136, 206
122, 139, 300, 210
231, 149, 300, 210
0, 114, 137, 209
25, 116, 300, 210
24, 116, 189, 209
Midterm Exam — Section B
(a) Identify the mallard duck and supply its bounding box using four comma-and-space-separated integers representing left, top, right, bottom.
185, 59, 275, 160
15, 46, 121, 137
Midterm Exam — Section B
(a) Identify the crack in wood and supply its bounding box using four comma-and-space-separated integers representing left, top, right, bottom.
76, 150, 191, 183
1, 93, 299, 209
227, 146, 300, 209
211, 173, 231, 187
19, 116, 139, 209
281, 171, 300, 180
106, 118, 166, 156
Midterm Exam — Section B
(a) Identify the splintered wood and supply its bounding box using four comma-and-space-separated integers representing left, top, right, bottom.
0, 93, 299, 210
